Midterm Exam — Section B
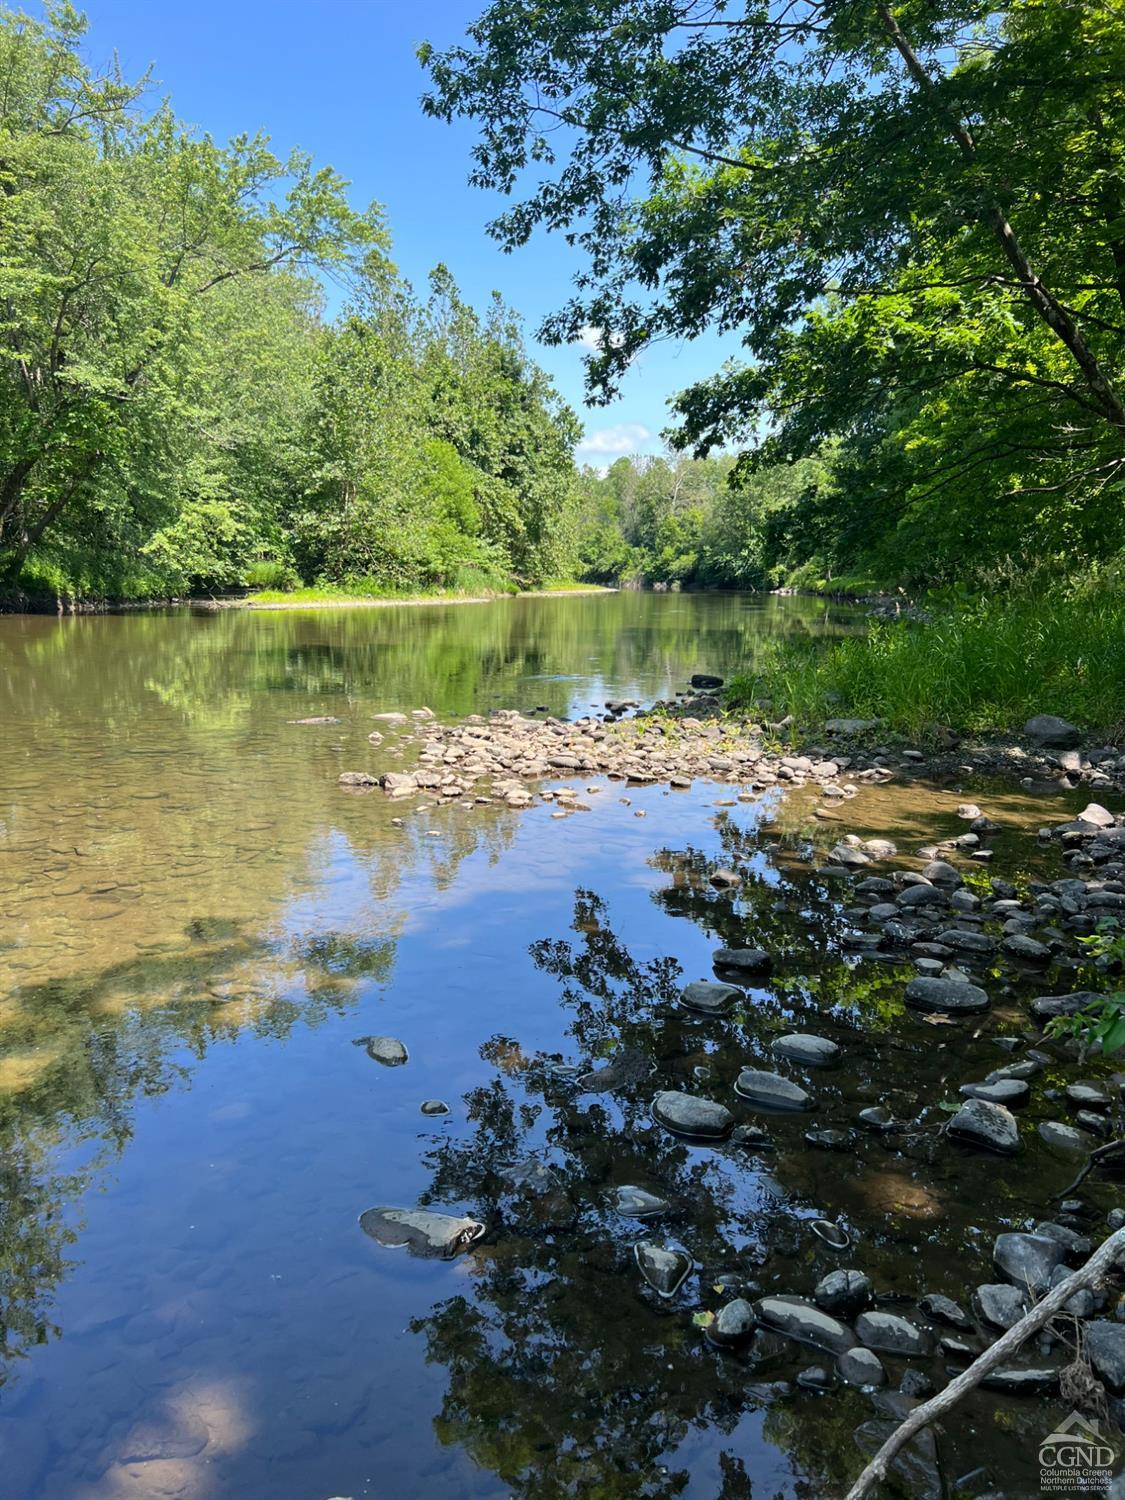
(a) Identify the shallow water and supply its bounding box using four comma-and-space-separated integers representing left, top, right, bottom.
0, 592, 1119, 1498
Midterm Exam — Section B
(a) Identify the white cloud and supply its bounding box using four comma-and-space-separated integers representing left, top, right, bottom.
572, 325, 627, 354
575, 422, 653, 460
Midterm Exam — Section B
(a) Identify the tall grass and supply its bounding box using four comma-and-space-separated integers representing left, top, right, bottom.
727, 583, 1125, 737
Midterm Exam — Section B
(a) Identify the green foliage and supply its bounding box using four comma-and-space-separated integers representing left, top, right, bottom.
725, 576, 1125, 735
1047, 924, 1125, 1057
0, 5, 580, 601
424, 0, 1125, 587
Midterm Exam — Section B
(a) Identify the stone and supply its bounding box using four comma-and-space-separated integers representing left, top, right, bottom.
634, 1241, 692, 1298
755, 1295, 857, 1354
897, 884, 948, 909
578, 1046, 653, 1093
371, 711, 409, 724
1039, 1120, 1097, 1154
796, 1364, 835, 1391
993, 1232, 1067, 1295
771, 1033, 841, 1068
854, 1420, 942, 1500
948, 1098, 1020, 1154
980, 1367, 1059, 1395
973, 1283, 1029, 1329
826, 718, 880, 734
1086, 1322, 1125, 1392
420, 1099, 449, 1116
359, 1207, 485, 1258
680, 980, 742, 1016
1031, 991, 1104, 1022
855, 1310, 932, 1356
691, 674, 724, 690
935, 927, 996, 954
919, 1292, 972, 1330
1002, 934, 1051, 963
904, 976, 990, 1015
1024, 714, 1082, 748
958, 1079, 1030, 1107
709, 1298, 757, 1346
338, 770, 378, 787
651, 1090, 733, 1139
922, 860, 961, 886
857, 1105, 900, 1133
837, 1346, 887, 1387
814, 1269, 872, 1318
713, 947, 772, 975
710, 868, 742, 889
1066, 1081, 1112, 1110
899, 1369, 934, 1398
353, 1035, 408, 1067
1080, 803, 1116, 828
614, 1186, 669, 1219
734, 1068, 814, 1112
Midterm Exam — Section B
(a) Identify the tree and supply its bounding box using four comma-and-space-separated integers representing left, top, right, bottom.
420, 1, 1125, 572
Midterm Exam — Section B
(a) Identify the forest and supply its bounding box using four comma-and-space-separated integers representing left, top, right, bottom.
4, 0, 1125, 609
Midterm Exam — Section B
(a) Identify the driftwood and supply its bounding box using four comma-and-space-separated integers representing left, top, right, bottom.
843, 1227, 1125, 1500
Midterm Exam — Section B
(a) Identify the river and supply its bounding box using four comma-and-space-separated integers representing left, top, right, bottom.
0, 592, 1116, 1498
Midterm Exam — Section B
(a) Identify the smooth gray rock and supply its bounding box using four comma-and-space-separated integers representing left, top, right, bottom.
709, 1298, 757, 1346
1031, 991, 1102, 1021
919, 1292, 972, 1330
855, 1310, 932, 1356
652, 1090, 733, 1139
680, 980, 742, 1015
713, 947, 772, 975
359, 1207, 484, 1258
923, 860, 962, 886
1067, 1080, 1112, 1110
420, 1099, 450, 1115
896, 884, 948, 909
755, 1295, 857, 1353
904, 976, 990, 1015
935, 927, 996, 954
614, 1185, 669, 1219
814, 1268, 872, 1318
1086, 1321, 1125, 1392
973, 1283, 1029, 1329
837, 1346, 886, 1387
993, 1232, 1067, 1295
1039, 1119, 1097, 1154
771, 1033, 841, 1068
734, 1068, 814, 1112
959, 1079, 1030, 1107
353, 1034, 409, 1066
948, 1098, 1020, 1154
980, 1367, 1059, 1395
1024, 714, 1082, 748
634, 1241, 692, 1298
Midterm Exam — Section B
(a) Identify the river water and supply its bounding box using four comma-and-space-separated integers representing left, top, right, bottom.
0, 592, 1116, 1498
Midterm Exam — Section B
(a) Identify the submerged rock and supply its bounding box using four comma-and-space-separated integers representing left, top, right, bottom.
1086, 1322, 1125, 1392
838, 1346, 886, 1387
713, 947, 773, 975
614, 1185, 669, 1219
771, 1033, 841, 1068
948, 1098, 1020, 1154
919, 1292, 972, 1330
634, 1241, 692, 1298
734, 1069, 814, 1112
652, 1090, 733, 1139
579, 1046, 653, 1093
359, 1207, 484, 1258
855, 1310, 932, 1356
353, 1035, 409, 1066
756, 1295, 857, 1354
680, 980, 742, 1015
904, 976, 990, 1014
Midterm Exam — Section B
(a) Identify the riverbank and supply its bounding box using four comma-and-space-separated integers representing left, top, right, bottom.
243, 582, 614, 610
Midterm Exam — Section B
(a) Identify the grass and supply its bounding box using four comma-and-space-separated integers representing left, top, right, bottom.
243, 575, 613, 606
726, 581, 1125, 738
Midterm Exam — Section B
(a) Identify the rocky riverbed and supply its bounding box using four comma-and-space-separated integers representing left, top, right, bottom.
338, 681, 1125, 1497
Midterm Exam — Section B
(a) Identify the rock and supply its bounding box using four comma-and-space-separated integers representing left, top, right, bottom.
420, 1099, 449, 1115
1039, 1120, 1097, 1154
1024, 714, 1082, 749
709, 1298, 757, 1346
1002, 934, 1051, 964
771, 1033, 841, 1068
814, 1269, 872, 1318
805, 1127, 851, 1150
812, 1219, 850, 1250
904, 976, 990, 1015
973, 1283, 1029, 1329
755, 1295, 857, 1353
614, 1186, 669, 1219
652, 1090, 733, 1139
919, 1292, 972, 1330
899, 1369, 934, 1398
1086, 1322, 1125, 1392
922, 860, 961, 886
713, 947, 772, 975
1080, 803, 1116, 828
1031, 990, 1103, 1022
935, 927, 996, 954
578, 1046, 653, 1093
353, 1035, 408, 1067
1067, 1081, 1112, 1110
980, 1367, 1059, 1395
897, 884, 948, 909
338, 770, 378, 787
837, 1346, 887, 1387
993, 1232, 1067, 1295
372, 711, 409, 724
634, 1241, 692, 1298
957, 804, 982, 820
948, 1098, 1020, 1154
734, 1068, 814, 1112
291, 715, 340, 725
826, 718, 880, 734
958, 1079, 1030, 1107
380, 771, 418, 795
829, 843, 872, 869
854, 1420, 942, 1500
855, 1310, 932, 1356
680, 980, 742, 1015
857, 1105, 900, 1133
710, 868, 742, 889
690, 674, 724, 689
796, 1364, 835, 1391
359, 1207, 484, 1258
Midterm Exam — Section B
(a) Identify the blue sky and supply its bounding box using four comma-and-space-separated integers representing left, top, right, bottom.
51, 0, 742, 466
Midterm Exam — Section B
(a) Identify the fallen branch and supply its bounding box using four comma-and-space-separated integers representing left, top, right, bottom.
1051, 1138, 1125, 1202
843, 1227, 1125, 1500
